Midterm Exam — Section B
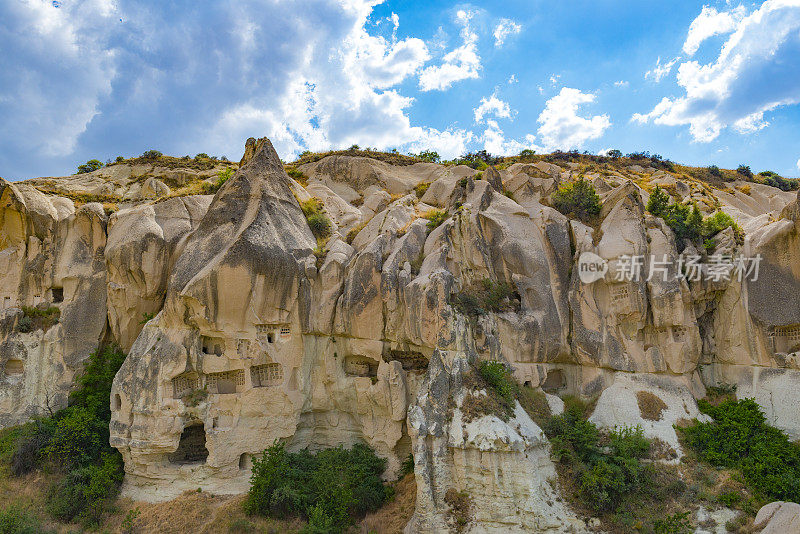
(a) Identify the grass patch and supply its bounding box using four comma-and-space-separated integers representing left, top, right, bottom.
414, 182, 430, 198
451, 278, 518, 316
299, 198, 332, 240
422, 209, 447, 231
461, 361, 518, 422
244, 442, 389, 534
200, 167, 234, 195
17, 306, 60, 333
637, 391, 668, 421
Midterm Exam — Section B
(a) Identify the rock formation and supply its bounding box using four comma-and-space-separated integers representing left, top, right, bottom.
2, 137, 800, 531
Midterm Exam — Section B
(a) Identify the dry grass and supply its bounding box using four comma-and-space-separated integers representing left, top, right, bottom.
103, 492, 303, 534
359, 473, 416, 534
637, 390, 668, 421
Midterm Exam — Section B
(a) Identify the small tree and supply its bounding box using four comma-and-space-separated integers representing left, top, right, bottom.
552, 177, 601, 222
736, 165, 752, 178
77, 160, 103, 174
646, 185, 670, 217
415, 150, 440, 163
606, 149, 622, 159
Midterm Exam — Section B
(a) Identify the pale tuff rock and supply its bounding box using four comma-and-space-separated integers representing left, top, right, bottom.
588, 373, 710, 457
754, 501, 800, 533
3, 137, 800, 530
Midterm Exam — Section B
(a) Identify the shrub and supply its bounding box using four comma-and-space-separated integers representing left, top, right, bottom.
414, 182, 431, 198
759, 171, 799, 191
679, 398, 800, 503
16, 317, 32, 333
646, 186, 670, 218
10, 419, 54, 475
202, 167, 234, 195
245, 442, 388, 533
115, 156, 125, 163
552, 178, 601, 222
606, 149, 622, 159
423, 209, 448, 231
653, 511, 693, 534
140, 150, 162, 159
736, 165, 753, 178
195, 153, 210, 159
451, 278, 515, 316
286, 167, 308, 186
0, 506, 51, 534
19, 306, 60, 332
477, 361, 516, 407
702, 211, 742, 242
46, 453, 124, 525
414, 150, 440, 163
77, 160, 103, 174
8, 346, 126, 525
519, 148, 536, 159
299, 198, 332, 239
707, 165, 722, 178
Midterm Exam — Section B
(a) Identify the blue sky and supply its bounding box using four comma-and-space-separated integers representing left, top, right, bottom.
2, 0, 799, 181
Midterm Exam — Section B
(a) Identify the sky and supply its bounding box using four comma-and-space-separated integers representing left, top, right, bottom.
2, 0, 800, 181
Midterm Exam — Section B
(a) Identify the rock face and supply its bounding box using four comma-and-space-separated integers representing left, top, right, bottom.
3, 137, 800, 530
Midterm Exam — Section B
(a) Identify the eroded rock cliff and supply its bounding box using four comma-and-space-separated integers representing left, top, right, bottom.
2, 137, 800, 532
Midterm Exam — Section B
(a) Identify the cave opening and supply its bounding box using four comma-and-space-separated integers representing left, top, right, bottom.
168, 423, 209, 464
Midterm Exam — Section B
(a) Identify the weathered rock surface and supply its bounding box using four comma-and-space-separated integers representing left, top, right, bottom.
2, 138, 800, 530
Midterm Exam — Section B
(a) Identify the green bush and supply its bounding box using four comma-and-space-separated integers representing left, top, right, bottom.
736, 165, 752, 178
707, 165, 722, 178
0, 506, 52, 534
552, 178, 601, 222
16, 317, 32, 333
423, 209, 448, 231
202, 167, 234, 195
759, 171, 799, 191
702, 211, 742, 241
477, 361, 516, 408
653, 511, 693, 534
544, 404, 652, 512
300, 198, 332, 239
413, 150, 440, 163
679, 398, 800, 503
646, 186, 670, 217
46, 453, 124, 525
451, 278, 515, 316
77, 160, 103, 174
414, 182, 431, 198
140, 150, 162, 159
244, 442, 388, 533
8, 346, 126, 526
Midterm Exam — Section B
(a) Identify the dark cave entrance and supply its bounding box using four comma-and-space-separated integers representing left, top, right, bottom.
168, 423, 209, 464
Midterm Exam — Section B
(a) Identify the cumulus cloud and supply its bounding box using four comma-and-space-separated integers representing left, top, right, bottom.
683, 5, 746, 56
418, 9, 481, 91
493, 18, 521, 47
537, 88, 611, 151
634, 1, 800, 142
480, 120, 538, 155
1, 0, 489, 176
473, 92, 512, 123
645, 56, 680, 82
0, 0, 117, 157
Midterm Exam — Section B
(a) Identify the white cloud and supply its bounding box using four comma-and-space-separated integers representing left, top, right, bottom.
683, 5, 746, 56
508, 74, 518, 84
614, 80, 629, 88
0, 0, 117, 157
549, 74, 561, 86
645, 56, 680, 82
474, 92, 512, 123
797, 158, 800, 172
493, 18, 521, 47
418, 9, 481, 91
537, 88, 611, 151
634, 0, 800, 142
481, 120, 538, 156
